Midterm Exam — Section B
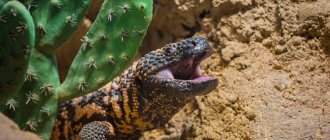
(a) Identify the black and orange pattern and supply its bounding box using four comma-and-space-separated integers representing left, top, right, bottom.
52, 37, 218, 140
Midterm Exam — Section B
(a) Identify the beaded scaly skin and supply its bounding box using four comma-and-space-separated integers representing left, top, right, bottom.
52, 37, 218, 140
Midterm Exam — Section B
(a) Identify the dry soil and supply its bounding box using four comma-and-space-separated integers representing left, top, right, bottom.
139, 0, 330, 139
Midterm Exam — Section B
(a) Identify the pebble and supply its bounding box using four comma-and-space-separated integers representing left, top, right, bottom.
274, 45, 287, 54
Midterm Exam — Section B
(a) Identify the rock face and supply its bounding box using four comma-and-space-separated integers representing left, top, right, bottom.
139, 0, 330, 139
0, 113, 41, 140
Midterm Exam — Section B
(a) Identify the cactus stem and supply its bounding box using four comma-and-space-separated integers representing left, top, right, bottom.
10, 50, 20, 58
77, 81, 88, 91
15, 67, 23, 73
40, 106, 51, 116
9, 30, 18, 42
6, 80, 15, 86
107, 10, 116, 22
25, 72, 38, 82
25, 91, 39, 104
107, 56, 115, 64
65, 14, 77, 27
0, 59, 3, 65
86, 59, 97, 69
26, 120, 38, 132
40, 84, 55, 96
10, 51, 20, 59
5, 99, 18, 111
118, 5, 131, 13
120, 28, 128, 42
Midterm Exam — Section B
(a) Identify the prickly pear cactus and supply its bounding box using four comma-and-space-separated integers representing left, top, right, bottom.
59, 0, 153, 102
3, 48, 60, 139
0, 0, 152, 139
0, 0, 8, 8
26, 0, 93, 55
0, 1, 35, 102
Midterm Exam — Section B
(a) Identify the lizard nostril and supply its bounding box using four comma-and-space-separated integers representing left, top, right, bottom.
191, 41, 197, 47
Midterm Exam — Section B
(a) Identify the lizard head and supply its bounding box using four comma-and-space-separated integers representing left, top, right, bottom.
136, 37, 218, 100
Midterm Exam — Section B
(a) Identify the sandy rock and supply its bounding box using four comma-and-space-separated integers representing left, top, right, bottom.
296, 0, 330, 37
140, 0, 330, 139
0, 113, 41, 140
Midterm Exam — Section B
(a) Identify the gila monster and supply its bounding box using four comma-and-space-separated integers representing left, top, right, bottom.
51, 37, 218, 140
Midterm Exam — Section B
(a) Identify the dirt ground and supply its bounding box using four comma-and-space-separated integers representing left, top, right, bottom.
139, 0, 330, 139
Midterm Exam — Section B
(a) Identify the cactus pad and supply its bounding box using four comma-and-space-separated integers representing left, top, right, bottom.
0, 1, 35, 102
58, 0, 153, 102
26, 0, 93, 55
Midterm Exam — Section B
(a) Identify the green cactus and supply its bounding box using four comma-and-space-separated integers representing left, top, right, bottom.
0, 0, 8, 8
0, 1, 35, 102
0, 0, 152, 139
3, 48, 60, 139
26, 0, 93, 55
58, 0, 153, 102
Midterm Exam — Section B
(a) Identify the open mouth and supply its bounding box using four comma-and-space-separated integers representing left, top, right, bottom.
156, 50, 214, 83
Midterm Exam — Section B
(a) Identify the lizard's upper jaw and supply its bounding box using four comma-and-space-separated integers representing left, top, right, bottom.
155, 46, 218, 96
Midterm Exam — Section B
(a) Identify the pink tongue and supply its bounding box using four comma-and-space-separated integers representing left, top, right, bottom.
156, 69, 174, 78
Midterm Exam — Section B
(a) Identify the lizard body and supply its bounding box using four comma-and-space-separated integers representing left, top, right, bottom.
51, 37, 218, 140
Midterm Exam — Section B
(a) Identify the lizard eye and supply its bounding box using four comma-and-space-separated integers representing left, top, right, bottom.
164, 47, 176, 56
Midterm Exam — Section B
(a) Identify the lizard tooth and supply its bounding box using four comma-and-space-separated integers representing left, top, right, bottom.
195, 65, 202, 76
189, 65, 202, 80
194, 65, 202, 77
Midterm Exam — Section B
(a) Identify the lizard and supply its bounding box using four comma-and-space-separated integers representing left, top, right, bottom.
51, 37, 219, 140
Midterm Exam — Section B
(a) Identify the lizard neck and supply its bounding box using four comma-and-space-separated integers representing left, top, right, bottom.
139, 91, 191, 127
100, 65, 156, 136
